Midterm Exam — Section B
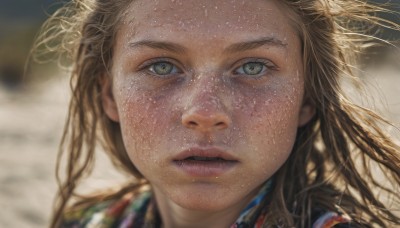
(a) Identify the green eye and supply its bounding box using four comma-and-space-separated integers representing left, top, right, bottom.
150, 62, 176, 75
242, 62, 264, 75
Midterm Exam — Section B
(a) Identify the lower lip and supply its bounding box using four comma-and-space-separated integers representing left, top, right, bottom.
172, 160, 238, 177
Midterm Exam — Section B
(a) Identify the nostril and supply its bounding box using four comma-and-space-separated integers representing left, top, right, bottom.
188, 121, 198, 127
215, 121, 227, 129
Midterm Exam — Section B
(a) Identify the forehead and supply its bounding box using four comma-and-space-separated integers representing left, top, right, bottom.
121, 0, 297, 43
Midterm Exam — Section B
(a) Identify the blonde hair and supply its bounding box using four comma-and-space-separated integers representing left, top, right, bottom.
33, 0, 400, 227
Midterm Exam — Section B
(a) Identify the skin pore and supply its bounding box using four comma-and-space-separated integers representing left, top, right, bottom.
102, 0, 315, 227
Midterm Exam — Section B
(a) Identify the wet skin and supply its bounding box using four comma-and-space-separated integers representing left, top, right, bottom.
102, 0, 314, 227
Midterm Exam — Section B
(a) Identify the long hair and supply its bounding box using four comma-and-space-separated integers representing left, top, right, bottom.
32, 0, 400, 227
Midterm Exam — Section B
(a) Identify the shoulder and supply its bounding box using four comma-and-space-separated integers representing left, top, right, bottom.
60, 187, 152, 228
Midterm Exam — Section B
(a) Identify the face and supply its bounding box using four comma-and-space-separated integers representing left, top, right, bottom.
103, 0, 314, 212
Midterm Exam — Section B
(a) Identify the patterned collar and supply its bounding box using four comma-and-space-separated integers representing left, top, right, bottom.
62, 179, 350, 227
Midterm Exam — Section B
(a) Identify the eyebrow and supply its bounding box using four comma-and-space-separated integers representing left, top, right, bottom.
224, 37, 288, 53
128, 37, 287, 54
129, 40, 187, 53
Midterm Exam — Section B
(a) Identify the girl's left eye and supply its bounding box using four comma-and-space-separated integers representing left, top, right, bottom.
148, 61, 180, 76
241, 62, 265, 75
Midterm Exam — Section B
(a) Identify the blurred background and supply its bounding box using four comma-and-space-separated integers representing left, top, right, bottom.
0, 1, 399, 227
0, 1, 68, 227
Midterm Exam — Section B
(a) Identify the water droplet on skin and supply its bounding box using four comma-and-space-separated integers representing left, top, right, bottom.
272, 153, 277, 162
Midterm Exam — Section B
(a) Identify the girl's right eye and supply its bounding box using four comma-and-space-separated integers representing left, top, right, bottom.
148, 61, 180, 76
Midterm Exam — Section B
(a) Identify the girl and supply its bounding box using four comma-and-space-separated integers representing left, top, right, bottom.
34, 0, 400, 227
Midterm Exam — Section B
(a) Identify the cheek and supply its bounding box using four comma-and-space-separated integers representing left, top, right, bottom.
234, 81, 303, 166
115, 87, 175, 165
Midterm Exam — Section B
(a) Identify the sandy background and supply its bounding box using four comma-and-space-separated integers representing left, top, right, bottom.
0, 76, 67, 227
0, 74, 127, 228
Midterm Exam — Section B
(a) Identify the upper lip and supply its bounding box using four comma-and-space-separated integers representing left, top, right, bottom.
173, 147, 239, 161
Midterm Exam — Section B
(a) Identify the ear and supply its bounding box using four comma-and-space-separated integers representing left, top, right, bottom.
298, 100, 315, 127
101, 74, 120, 122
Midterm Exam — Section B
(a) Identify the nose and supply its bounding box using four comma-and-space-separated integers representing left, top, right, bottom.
182, 110, 231, 132
181, 85, 231, 133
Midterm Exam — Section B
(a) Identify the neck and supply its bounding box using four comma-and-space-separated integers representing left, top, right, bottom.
153, 187, 255, 228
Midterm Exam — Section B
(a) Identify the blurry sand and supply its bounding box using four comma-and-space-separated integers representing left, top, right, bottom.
0, 76, 68, 227
0, 75, 125, 228
0, 56, 399, 227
